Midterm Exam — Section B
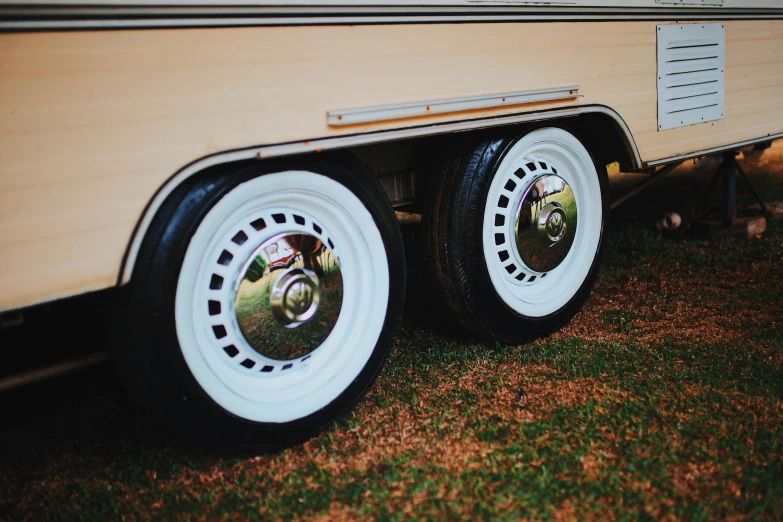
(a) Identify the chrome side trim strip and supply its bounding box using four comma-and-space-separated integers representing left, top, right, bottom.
327, 86, 580, 126
645, 132, 783, 166
119, 104, 641, 285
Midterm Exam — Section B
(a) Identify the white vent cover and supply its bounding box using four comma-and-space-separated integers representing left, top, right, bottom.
657, 23, 725, 131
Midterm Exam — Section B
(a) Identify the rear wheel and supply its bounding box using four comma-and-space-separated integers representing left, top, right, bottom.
425, 127, 608, 344
118, 157, 405, 450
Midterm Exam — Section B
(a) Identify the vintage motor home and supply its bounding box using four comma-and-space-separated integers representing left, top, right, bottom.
1, 0, 782, 448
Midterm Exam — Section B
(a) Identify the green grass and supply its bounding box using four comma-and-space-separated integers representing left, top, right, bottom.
1, 153, 782, 521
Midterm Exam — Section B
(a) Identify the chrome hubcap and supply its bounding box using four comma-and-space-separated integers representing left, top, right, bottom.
514, 174, 577, 273
233, 232, 343, 361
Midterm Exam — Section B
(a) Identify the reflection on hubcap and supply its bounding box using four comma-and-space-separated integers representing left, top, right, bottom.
234, 233, 343, 361
515, 174, 577, 273
539, 202, 567, 243
271, 268, 320, 328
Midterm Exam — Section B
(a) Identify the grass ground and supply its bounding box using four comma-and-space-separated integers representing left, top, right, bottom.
0, 144, 782, 521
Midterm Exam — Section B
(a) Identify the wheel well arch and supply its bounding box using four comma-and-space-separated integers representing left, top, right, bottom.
557, 111, 639, 172
118, 105, 641, 285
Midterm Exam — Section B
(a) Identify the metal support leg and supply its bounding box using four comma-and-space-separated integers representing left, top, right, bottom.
719, 151, 737, 225
735, 162, 770, 216
692, 150, 770, 238
696, 161, 723, 213
610, 161, 683, 211
696, 151, 739, 225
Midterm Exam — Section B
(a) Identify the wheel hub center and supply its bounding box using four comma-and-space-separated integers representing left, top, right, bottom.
272, 268, 320, 327
540, 203, 567, 243
233, 231, 343, 362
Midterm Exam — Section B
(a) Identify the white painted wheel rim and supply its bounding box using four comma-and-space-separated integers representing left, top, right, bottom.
175, 171, 390, 423
482, 128, 603, 318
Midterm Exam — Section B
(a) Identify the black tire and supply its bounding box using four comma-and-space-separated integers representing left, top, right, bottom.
114, 155, 405, 451
424, 127, 609, 345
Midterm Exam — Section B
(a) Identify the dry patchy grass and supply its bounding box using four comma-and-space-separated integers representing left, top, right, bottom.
1, 165, 782, 520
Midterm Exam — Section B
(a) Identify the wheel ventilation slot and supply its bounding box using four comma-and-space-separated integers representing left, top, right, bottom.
212, 325, 227, 339
657, 23, 725, 131
231, 231, 248, 245
209, 274, 223, 290
217, 250, 233, 266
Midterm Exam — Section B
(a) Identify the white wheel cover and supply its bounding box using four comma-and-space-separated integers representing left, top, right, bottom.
482, 128, 603, 318
175, 171, 389, 423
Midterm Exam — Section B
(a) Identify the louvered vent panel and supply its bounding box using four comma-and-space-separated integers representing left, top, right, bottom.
657, 23, 725, 131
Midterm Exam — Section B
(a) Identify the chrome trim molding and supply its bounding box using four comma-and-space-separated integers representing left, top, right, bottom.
645, 132, 783, 167
119, 104, 642, 285
327, 86, 580, 126
2, 6, 783, 31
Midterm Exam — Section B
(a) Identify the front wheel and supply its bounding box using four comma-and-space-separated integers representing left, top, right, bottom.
425, 127, 608, 344
118, 157, 405, 450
